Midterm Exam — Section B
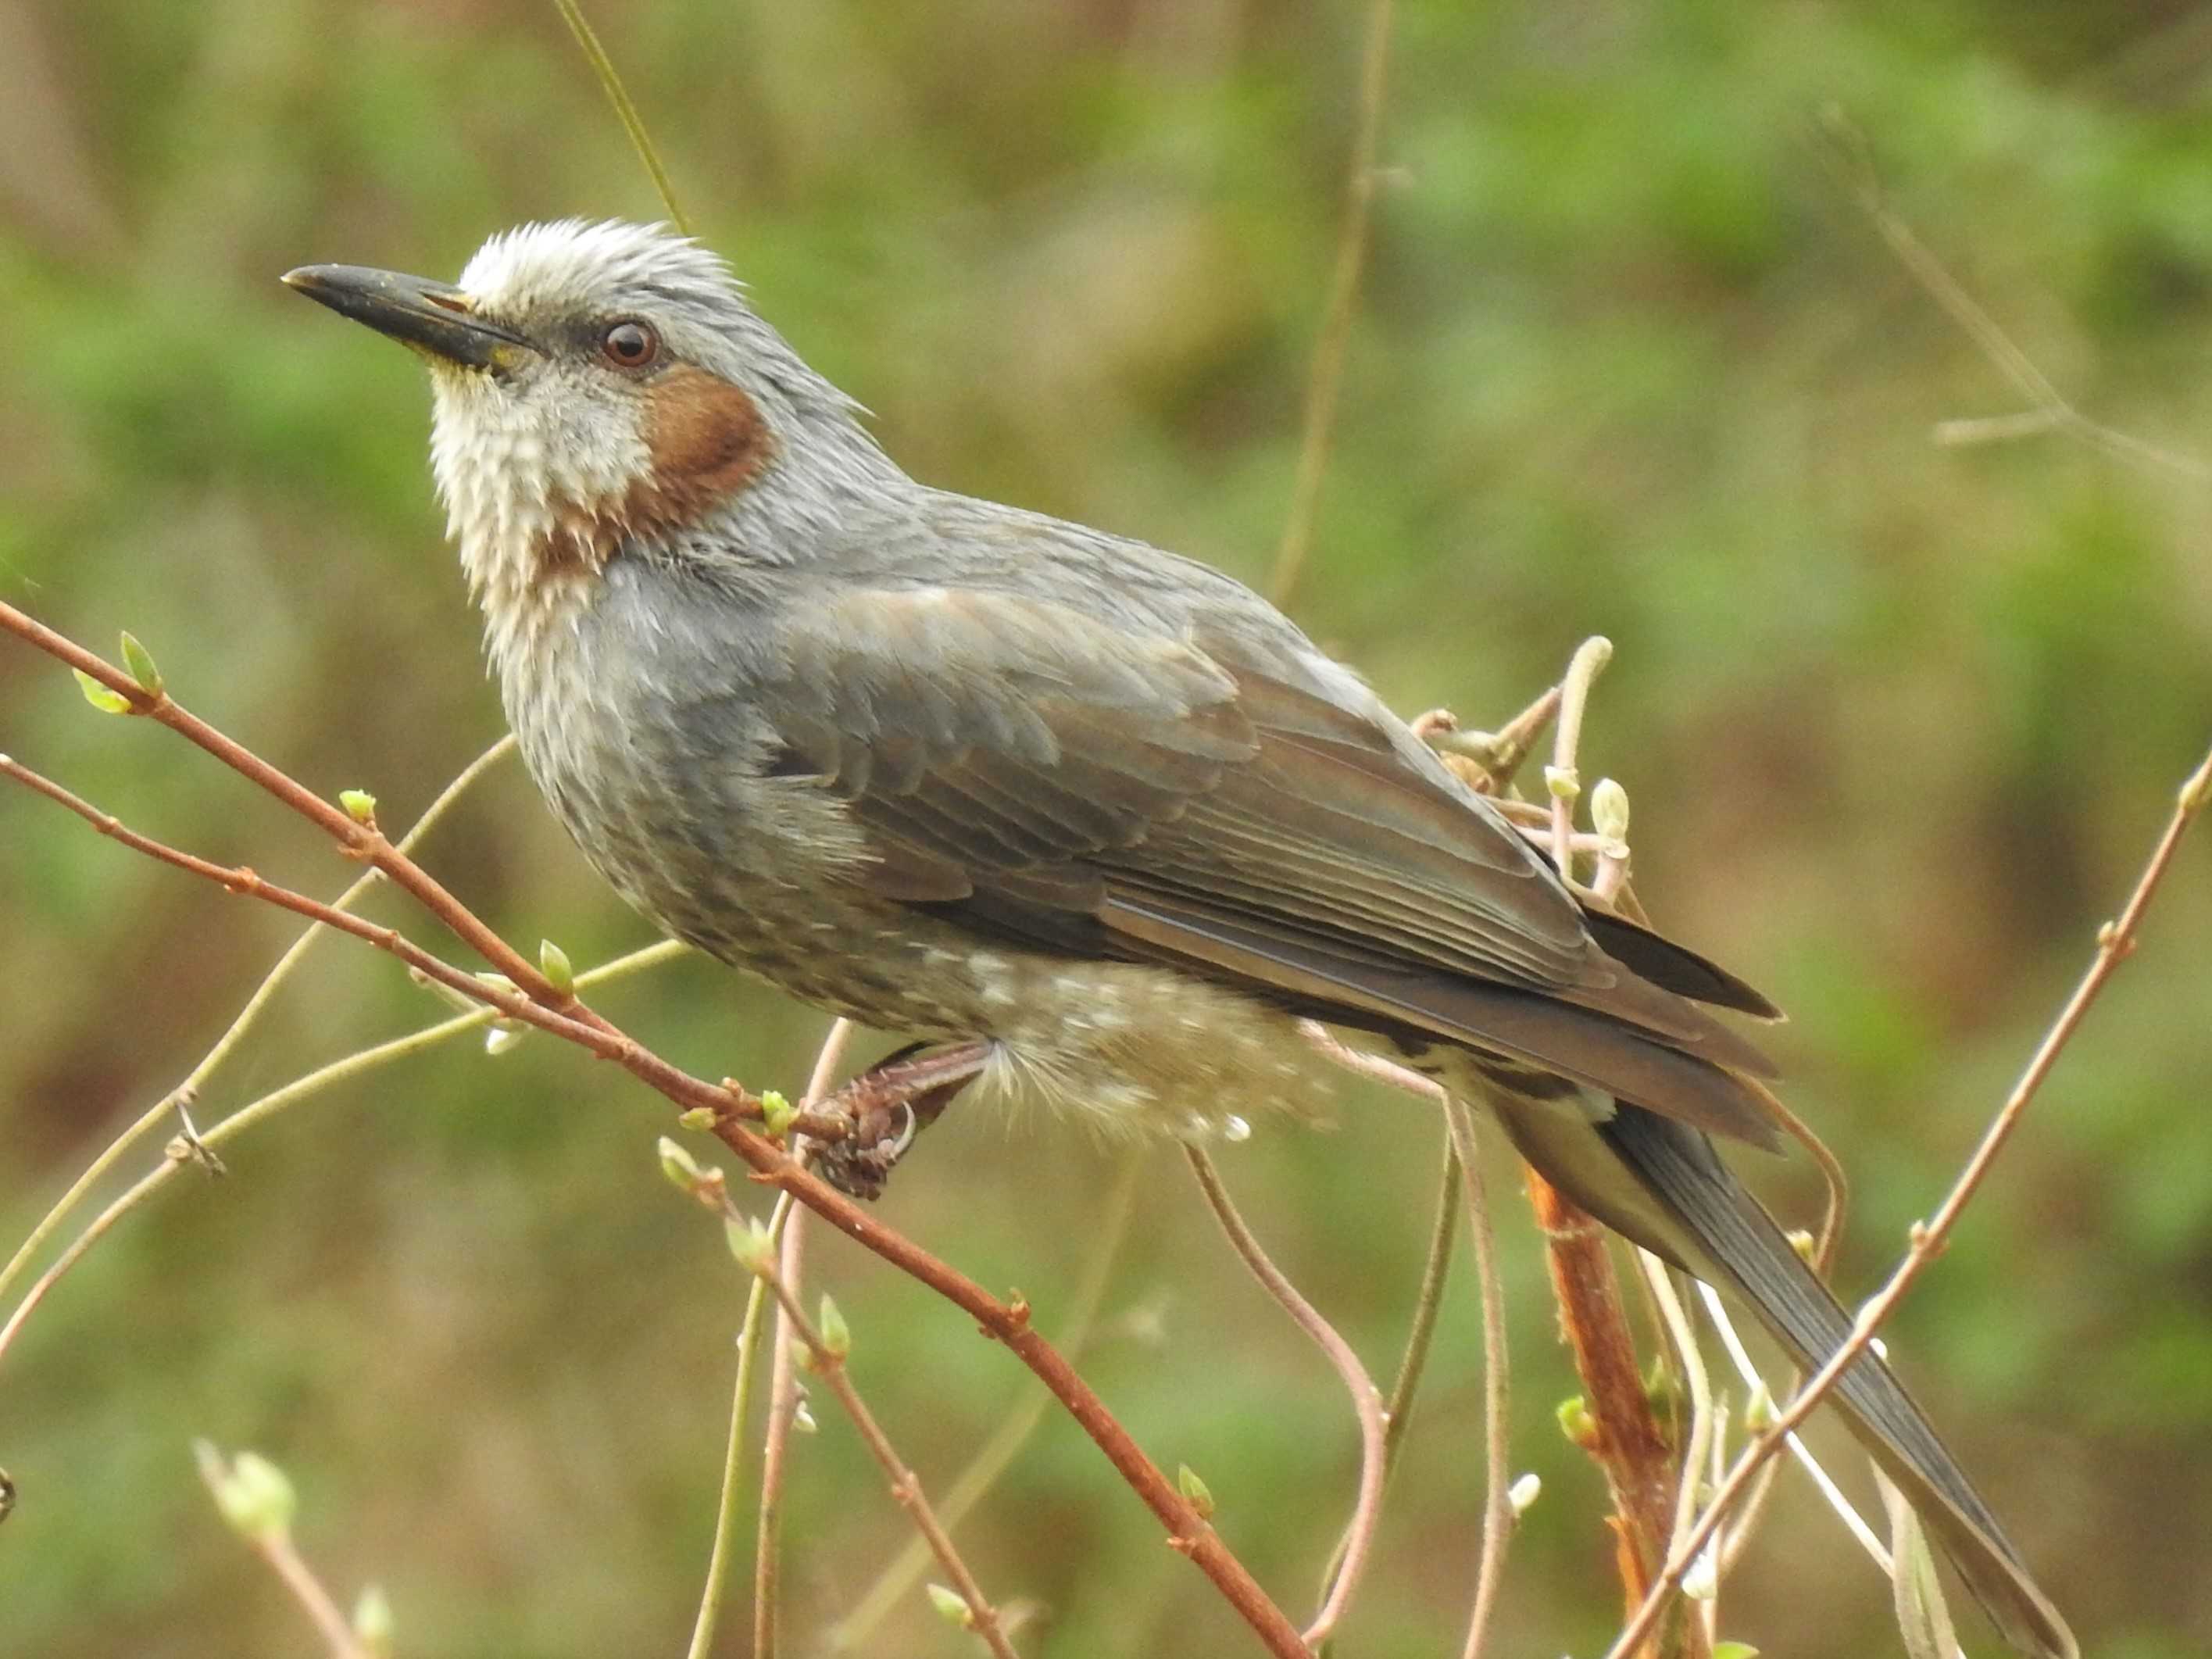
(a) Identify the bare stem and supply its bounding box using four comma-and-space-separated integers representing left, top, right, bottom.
1603, 738, 2212, 1659
549, 0, 691, 234
1820, 107, 2210, 482
1314, 1128, 1460, 1641
0, 941, 685, 1373
1185, 1146, 1385, 1646
0, 734, 516, 1316
1439, 1096, 1515, 1659
1269, 0, 1396, 606
831, 1151, 1145, 1652
752, 1019, 853, 1659
755, 1274, 1021, 1659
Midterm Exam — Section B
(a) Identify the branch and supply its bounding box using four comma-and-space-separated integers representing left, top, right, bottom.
752, 1019, 854, 1659
0, 733, 517, 1321
1439, 1096, 1517, 1659
722, 1231, 1020, 1659
1185, 1147, 1387, 1647
831, 1152, 1145, 1651
0, 610, 1313, 1659
1603, 738, 2212, 1659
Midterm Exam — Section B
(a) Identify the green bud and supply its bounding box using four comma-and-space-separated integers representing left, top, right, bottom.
926, 1583, 974, 1628
1713, 1641, 1761, 1658
759, 1090, 797, 1140
1785, 1228, 1817, 1265
1743, 1381, 1774, 1433
339, 789, 378, 825
197, 1442, 296, 1541
1175, 1463, 1216, 1519
657, 1136, 704, 1192
352, 1584, 395, 1656
2182, 756, 2211, 815
726, 1214, 776, 1275
119, 631, 163, 695
1556, 1394, 1598, 1448
538, 939, 574, 996
73, 669, 130, 715
1542, 763, 1579, 803
677, 1107, 718, 1132
1589, 776, 1630, 845
1507, 1471, 1542, 1516
817, 1294, 851, 1360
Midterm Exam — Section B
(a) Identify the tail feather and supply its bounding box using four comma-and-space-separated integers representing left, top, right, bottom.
1595, 1104, 2076, 1659
1479, 1082, 2074, 1659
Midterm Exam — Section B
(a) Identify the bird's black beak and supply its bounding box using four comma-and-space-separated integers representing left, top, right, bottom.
282, 264, 530, 371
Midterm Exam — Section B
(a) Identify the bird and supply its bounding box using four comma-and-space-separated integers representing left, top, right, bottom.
285, 219, 2074, 1659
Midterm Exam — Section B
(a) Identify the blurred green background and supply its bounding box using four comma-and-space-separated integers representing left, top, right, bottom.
3, 1, 2209, 1654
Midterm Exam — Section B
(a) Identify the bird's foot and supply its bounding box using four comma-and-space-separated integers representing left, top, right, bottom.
813, 1039, 991, 1200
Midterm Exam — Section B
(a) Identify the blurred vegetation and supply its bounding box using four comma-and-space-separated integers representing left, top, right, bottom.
3, 1, 2209, 1655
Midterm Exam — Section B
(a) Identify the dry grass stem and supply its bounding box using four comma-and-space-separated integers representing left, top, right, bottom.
1185, 1146, 1385, 1646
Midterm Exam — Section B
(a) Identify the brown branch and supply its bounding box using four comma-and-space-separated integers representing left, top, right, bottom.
1506, 641, 1691, 1657
1603, 738, 2212, 1659
752, 1275, 1020, 1659
1524, 1168, 1680, 1643
0, 610, 1313, 1659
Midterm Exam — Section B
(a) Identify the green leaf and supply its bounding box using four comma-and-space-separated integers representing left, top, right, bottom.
73, 669, 130, 715
118, 631, 163, 695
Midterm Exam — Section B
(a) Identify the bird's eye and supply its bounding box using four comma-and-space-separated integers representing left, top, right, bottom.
600, 320, 659, 368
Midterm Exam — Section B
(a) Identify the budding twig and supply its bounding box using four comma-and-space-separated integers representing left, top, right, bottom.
0, 608, 1313, 1659
733, 1222, 1022, 1659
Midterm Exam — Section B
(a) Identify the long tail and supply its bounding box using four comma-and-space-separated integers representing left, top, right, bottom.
1488, 1091, 2077, 1659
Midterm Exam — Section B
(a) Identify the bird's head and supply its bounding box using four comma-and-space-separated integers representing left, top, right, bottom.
285, 220, 892, 668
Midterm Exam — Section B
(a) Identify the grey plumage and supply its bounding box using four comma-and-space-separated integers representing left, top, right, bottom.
286, 220, 2074, 1659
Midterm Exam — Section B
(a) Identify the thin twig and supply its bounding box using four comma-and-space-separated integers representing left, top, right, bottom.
753, 1020, 854, 1659
1693, 1283, 1889, 1572
832, 1152, 1145, 1652
1185, 1146, 1385, 1647
193, 1444, 367, 1659
1546, 637, 1613, 874
1517, 640, 1684, 1650
0, 733, 516, 1317
1269, 0, 1396, 606
0, 941, 686, 1373
752, 1275, 1020, 1659
1820, 107, 2210, 483
1603, 738, 2212, 1659
688, 1208, 779, 1659
1636, 1255, 1719, 1636
1438, 1096, 1516, 1659
1315, 1128, 1459, 1641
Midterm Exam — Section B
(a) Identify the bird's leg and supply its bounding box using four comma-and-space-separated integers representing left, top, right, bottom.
813, 1039, 992, 1200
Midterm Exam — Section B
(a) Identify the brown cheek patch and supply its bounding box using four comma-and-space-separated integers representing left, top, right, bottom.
638, 364, 775, 527
537, 366, 776, 581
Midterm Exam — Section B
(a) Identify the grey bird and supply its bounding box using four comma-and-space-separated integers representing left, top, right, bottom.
285, 219, 2073, 1659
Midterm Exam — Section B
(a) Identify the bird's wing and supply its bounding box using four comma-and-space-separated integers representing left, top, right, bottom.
756, 584, 1785, 1146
